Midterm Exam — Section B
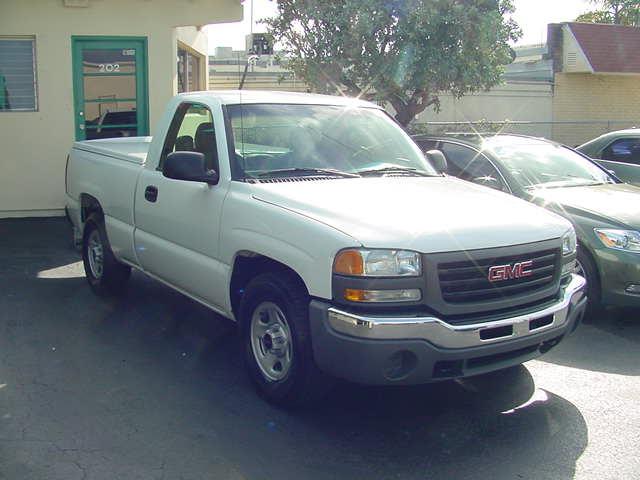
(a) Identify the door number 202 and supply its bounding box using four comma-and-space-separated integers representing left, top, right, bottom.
98, 63, 120, 73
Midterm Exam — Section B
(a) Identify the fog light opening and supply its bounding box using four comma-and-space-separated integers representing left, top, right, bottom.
382, 350, 418, 381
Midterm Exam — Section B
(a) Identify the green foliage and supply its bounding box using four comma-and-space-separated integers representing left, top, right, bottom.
576, 0, 640, 26
264, 0, 521, 126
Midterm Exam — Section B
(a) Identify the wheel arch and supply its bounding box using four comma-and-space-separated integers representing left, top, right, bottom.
80, 193, 104, 223
577, 241, 602, 301
229, 251, 309, 321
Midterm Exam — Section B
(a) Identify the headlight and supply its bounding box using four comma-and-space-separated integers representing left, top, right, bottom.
595, 229, 640, 253
562, 229, 577, 256
334, 249, 422, 277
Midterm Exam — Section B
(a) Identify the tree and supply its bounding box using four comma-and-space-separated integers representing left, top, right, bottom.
576, 0, 640, 27
264, 0, 521, 127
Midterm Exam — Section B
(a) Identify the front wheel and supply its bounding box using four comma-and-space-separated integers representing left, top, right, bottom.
82, 214, 131, 296
240, 271, 332, 407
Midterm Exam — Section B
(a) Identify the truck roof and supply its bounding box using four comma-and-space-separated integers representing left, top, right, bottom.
176, 90, 382, 109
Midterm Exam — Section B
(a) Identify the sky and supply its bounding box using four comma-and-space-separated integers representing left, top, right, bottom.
204, 0, 593, 53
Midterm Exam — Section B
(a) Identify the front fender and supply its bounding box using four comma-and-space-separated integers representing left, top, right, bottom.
220, 190, 360, 300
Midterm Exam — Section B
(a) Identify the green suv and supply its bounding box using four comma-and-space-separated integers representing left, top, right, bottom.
413, 133, 640, 316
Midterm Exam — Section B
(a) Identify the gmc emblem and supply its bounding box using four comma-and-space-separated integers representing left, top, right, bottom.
488, 260, 534, 282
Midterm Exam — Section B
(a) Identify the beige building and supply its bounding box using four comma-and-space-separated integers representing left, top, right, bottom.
0, 0, 242, 218
209, 48, 307, 92
414, 82, 554, 139
548, 22, 640, 146
412, 24, 640, 147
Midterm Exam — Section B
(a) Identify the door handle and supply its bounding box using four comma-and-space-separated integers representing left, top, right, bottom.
144, 185, 158, 202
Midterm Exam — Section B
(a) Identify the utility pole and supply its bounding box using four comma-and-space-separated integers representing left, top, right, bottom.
250, 0, 254, 35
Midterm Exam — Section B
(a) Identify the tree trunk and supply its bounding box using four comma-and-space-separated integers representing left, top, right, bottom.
394, 108, 414, 128
613, 2, 622, 24
390, 92, 437, 129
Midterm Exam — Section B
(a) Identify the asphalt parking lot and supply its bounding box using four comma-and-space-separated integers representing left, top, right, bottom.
1, 218, 639, 480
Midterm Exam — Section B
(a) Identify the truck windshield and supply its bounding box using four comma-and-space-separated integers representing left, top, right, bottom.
485, 139, 614, 189
226, 103, 436, 179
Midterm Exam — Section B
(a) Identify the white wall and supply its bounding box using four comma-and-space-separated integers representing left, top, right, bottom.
0, 0, 241, 217
413, 82, 554, 139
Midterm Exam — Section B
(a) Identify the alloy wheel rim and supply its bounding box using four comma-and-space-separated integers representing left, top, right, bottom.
87, 229, 104, 279
250, 301, 293, 382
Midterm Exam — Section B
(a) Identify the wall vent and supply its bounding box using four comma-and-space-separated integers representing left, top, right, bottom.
567, 52, 578, 68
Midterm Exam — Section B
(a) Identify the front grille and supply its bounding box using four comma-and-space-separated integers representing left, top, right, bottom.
438, 248, 560, 304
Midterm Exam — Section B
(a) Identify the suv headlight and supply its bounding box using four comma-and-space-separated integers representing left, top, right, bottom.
595, 229, 640, 253
562, 229, 577, 256
334, 249, 422, 277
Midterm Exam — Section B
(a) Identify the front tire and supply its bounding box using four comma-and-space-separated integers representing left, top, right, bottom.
82, 214, 131, 296
240, 271, 332, 407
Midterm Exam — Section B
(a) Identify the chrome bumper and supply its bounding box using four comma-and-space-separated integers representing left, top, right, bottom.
327, 274, 586, 349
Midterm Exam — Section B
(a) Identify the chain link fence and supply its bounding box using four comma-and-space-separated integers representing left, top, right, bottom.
410, 120, 640, 146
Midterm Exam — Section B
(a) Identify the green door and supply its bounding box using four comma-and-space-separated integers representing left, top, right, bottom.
72, 36, 149, 140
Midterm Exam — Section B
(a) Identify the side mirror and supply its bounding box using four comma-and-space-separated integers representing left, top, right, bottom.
163, 151, 219, 185
426, 150, 447, 174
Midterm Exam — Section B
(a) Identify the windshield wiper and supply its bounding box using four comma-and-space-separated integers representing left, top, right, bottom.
257, 168, 360, 178
527, 180, 607, 189
356, 166, 435, 177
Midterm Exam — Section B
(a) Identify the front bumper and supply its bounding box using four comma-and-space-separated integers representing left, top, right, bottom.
594, 248, 640, 308
309, 274, 586, 385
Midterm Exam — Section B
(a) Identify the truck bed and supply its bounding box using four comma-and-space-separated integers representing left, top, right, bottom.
73, 136, 152, 165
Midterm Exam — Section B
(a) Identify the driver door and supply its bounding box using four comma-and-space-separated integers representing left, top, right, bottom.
134, 102, 229, 309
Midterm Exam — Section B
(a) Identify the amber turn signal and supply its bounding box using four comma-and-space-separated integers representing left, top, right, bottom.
344, 288, 366, 302
343, 288, 422, 303
333, 249, 364, 276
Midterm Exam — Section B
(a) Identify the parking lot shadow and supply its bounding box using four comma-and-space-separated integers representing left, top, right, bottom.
0, 218, 588, 480
538, 313, 640, 376
60, 273, 588, 480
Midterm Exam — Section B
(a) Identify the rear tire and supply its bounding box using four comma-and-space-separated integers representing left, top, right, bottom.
239, 271, 333, 407
575, 247, 602, 321
82, 213, 131, 296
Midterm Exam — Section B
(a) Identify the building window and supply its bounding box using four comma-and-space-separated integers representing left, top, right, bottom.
0, 37, 37, 111
177, 46, 203, 93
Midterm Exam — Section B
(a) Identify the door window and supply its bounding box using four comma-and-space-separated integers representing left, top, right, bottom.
81, 49, 138, 139
413, 139, 439, 152
177, 47, 203, 93
160, 103, 218, 171
602, 138, 640, 165
440, 142, 508, 192
73, 38, 148, 141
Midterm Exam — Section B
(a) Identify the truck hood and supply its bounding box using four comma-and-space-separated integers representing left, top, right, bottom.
251, 177, 570, 253
529, 183, 640, 229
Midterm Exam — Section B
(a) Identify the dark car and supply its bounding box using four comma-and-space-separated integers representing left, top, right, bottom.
577, 129, 640, 186
85, 110, 138, 140
413, 133, 640, 316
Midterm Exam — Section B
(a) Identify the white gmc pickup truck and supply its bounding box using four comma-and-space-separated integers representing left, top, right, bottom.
66, 91, 587, 406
